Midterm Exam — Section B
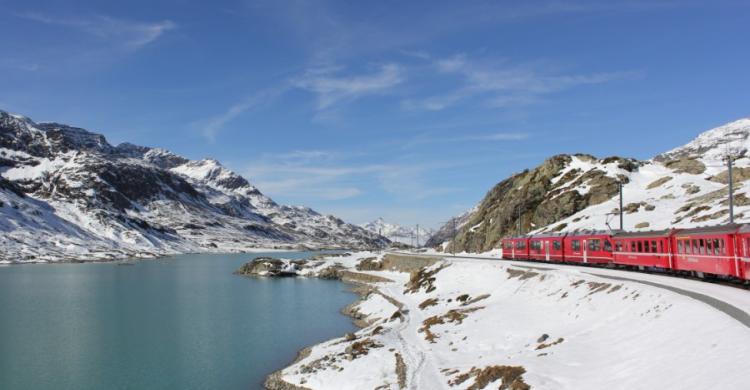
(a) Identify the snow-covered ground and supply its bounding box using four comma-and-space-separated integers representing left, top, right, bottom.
270, 251, 750, 390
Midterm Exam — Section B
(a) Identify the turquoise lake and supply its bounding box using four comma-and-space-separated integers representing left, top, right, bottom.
0, 252, 358, 390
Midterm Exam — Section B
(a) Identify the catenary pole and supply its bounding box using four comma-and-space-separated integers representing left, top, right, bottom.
619, 181, 624, 231
728, 155, 734, 224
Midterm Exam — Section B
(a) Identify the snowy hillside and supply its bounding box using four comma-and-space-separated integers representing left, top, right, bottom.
360, 218, 434, 246
437, 117, 750, 252
0, 110, 387, 263
269, 252, 750, 390
537, 118, 750, 234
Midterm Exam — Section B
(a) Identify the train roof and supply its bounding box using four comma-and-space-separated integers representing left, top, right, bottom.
528, 233, 567, 239
612, 229, 671, 239
673, 224, 741, 236
564, 230, 612, 237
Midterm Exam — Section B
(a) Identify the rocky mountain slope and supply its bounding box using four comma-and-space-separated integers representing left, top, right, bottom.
436, 118, 750, 253
360, 218, 434, 246
0, 110, 387, 263
424, 206, 477, 248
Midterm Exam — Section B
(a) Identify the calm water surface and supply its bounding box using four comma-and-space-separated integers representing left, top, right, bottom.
0, 252, 357, 390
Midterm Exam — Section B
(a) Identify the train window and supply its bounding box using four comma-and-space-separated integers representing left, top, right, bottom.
515, 241, 526, 250
637, 241, 643, 252
572, 240, 581, 251
658, 241, 663, 254
589, 239, 601, 251
677, 240, 683, 254
651, 241, 657, 253
699, 239, 706, 255
615, 241, 623, 252
604, 240, 612, 252
504, 242, 512, 249
720, 239, 726, 255
531, 241, 541, 250
643, 240, 650, 253
692, 240, 698, 254
713, 239, 720, 255
553, 240, 561, 250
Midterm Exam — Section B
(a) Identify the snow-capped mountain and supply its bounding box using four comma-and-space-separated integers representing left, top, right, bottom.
439, 118, 750, 253
0, 110, 388, 263
360, 218, 434, 246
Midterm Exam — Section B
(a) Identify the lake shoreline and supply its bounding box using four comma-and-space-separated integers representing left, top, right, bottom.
248, 253, 431, 390
252, 251, 750, 390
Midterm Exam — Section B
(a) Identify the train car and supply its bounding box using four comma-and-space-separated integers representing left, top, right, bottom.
612, 230, 673, 269
528, 234, 566, 262
501, 237, 530, 260
671, 224, 740, 278
734, 225, 750, 280
563, 232, 613, 264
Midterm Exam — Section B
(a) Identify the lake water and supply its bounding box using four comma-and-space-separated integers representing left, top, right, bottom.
0, 252, 358, 390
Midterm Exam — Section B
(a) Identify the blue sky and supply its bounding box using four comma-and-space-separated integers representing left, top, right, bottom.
2, 1, 749, 228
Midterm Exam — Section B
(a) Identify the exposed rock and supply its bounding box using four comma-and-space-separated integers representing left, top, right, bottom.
234, 257, 302, 277
662, 158, 706, 174
355, 257, 383, 271
681, 183, 701, 195
446, 154, 630, 253
709, 167, 750, 184
647, 176, 672, 189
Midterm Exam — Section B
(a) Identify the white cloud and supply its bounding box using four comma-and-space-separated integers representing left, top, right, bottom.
16, 12, 176, 50
293, 64, 404, 110
407, 53, 637, 111
198, 85, 288, 141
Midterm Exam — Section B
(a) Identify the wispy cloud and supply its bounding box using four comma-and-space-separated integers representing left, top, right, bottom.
401, 132, 530, 148
16, 12, 176, 50
244, 150, 465, 203
293, 64, 404, 110
198, 85, 288, 142
405, 54, 638, 111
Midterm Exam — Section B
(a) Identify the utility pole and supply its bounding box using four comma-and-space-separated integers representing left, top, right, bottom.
619, 181, 624, 231
517, 207, 522, 236
728, 155, 735, 224
416, 224, 420, 247
452, 218, 457, 255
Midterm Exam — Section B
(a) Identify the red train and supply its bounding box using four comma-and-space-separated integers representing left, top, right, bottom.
500, 224, 750, 282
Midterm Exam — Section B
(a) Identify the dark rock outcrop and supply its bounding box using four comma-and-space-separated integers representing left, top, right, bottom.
446, 154, 636, 253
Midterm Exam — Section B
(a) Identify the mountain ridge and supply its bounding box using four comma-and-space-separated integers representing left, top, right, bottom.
0, 109, 388, 263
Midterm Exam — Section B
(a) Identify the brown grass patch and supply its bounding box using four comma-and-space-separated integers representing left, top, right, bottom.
449, 365, 530, 390
586, 282, 612, 295
419, 307, 483, 343
404, 264, 449, 294
419, 298, 439, 310
462, 294, 491, 306
506, 268, 539, 280
395, 353, 407, 389
536, 337, 564, 350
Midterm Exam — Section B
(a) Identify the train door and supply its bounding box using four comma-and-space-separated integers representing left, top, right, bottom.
583, 239, 588, 263
544, 241, 550, 261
